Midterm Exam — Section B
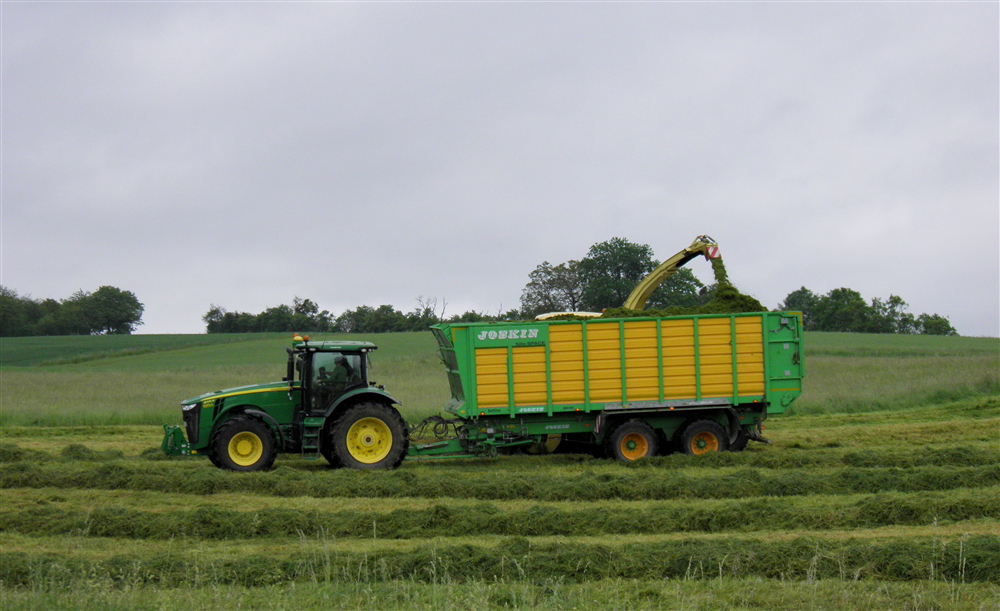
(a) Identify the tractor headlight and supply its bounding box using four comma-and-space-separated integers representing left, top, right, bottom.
182, 402, 200, 412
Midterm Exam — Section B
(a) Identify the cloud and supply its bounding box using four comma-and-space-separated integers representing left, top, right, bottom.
2, 2, 996, 336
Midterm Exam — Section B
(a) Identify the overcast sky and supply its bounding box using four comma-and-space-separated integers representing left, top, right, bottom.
2, 2, 997, 337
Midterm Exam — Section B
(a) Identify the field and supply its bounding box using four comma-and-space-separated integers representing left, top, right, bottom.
0, 331, 998, 610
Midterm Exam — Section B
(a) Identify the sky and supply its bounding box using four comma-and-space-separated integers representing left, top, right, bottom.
2, 2, 997, 337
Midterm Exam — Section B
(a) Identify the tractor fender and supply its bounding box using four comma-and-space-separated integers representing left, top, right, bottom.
242, 408, 288, 448
324, 388, 401, 420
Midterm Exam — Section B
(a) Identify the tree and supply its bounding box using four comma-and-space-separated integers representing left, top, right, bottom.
578, 238, 658, 311
520, 260, 584, 318
85, 286, 145, 334
915, 313, 957, 336
203, 305, 228, 333
777, 286, 959, 335
0, 287, 32, 337
810, 288, 871, 333
405, 296, 444, 331
205, 298, 335, 333
867, 295, 915, 334
646, 268, 707, 309
1, 286, 142, 336
258, 304, 295, 332
778, 287, 821, 330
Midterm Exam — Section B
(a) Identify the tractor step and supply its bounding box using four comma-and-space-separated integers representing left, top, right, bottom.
301, 416, 325, 459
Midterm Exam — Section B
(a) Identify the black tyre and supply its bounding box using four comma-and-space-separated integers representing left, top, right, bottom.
331, 402, 409, 470
729, 428, 749, 452
211, 415, 277, 472
320, 433, 343, 468
525, 434, 562, 455
679, 420, 729, 456
604, 420, 659, 462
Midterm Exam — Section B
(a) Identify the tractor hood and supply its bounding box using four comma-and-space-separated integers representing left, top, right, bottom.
181, 381, 296, 407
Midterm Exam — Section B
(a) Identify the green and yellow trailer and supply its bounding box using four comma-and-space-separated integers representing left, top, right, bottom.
412, 310, 803, 460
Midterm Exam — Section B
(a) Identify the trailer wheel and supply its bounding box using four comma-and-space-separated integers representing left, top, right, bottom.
605, 421, 658, 461
729, 428, 749, 452
211, 415, 277, 472
680, 420, 728, 456
331, 402, 409, 470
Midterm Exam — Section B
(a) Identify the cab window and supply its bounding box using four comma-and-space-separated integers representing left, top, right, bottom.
311, 352, 362, 411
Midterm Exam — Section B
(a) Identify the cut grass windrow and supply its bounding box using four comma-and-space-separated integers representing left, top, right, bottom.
6, 438, 1000, 471
2, 534, 997, 586
1, 487, 997, 540
2, 579, 998, 611
1, 458, 997, 501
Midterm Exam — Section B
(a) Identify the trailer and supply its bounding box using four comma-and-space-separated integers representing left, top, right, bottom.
410, 310, 803, 460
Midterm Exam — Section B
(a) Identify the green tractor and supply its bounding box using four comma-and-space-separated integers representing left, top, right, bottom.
162, 335, 408, 471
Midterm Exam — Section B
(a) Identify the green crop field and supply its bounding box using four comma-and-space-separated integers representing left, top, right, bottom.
1, 331, 998, 610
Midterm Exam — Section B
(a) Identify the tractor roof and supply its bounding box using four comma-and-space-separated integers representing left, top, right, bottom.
293, 340, 377, 352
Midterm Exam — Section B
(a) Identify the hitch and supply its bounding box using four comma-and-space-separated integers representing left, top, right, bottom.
161, 425, 194, 456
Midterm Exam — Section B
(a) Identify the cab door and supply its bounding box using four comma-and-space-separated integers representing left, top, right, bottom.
307, 352, 364, 413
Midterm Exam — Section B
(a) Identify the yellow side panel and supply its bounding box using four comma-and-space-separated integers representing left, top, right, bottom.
586, 323, 621, 402
698, 318, 733, 399
475, 347, 509, 408
549, 324, 584, 404
624, 320, 659, 401
735, 316, 765, 395
512, 346, 547, 406
661, 319, 697, 399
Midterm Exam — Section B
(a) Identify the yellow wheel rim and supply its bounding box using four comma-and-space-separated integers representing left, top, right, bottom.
228, 431, 263, 466
690, 431, 719, 455
346, 417, 392, 464
620, 432, 649, 460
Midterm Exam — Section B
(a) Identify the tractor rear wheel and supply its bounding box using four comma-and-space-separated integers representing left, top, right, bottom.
320, 433, 342, 468
331, 402, 409, 470
605, 421, 658, 462
211, 415, 277, 472
680, 420, 728, 456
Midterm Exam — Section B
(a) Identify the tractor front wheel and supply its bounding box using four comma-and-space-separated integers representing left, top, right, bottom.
331, 402, 409, 470
211, 415, 277, 472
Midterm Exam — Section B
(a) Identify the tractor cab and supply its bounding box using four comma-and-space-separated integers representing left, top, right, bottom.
287, 336, 379, 415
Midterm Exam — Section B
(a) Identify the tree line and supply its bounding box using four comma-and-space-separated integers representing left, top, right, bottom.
203, 296, 521, 334
203, 237, 957, 336
779, 287, 956, 335
0, 286, 144, 337
0, 237, 959, 337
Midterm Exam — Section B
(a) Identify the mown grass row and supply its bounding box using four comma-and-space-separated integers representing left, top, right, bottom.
3, 578, 998, 611
3, 439, 998, 470
2, 487, 996, 540
2, 534, 998, 586
2, 457, 997, 501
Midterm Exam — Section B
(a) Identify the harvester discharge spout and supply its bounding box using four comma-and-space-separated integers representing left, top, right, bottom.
622, 235, 720, 311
